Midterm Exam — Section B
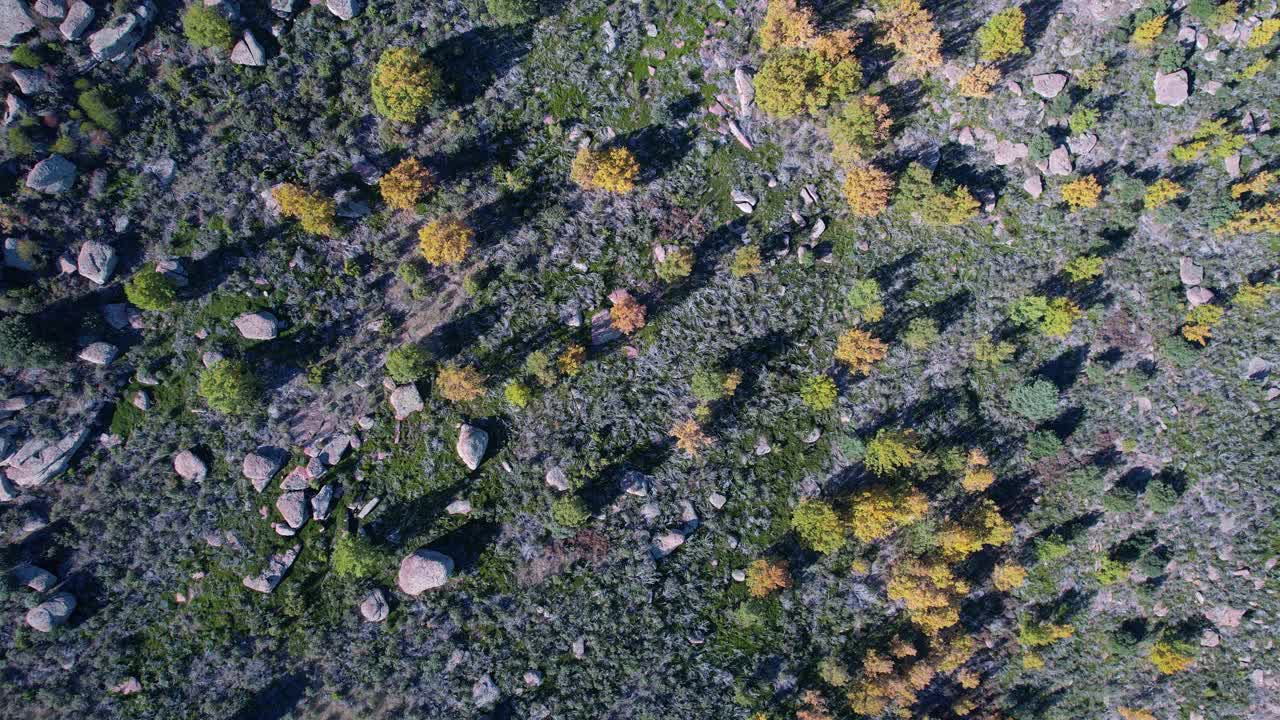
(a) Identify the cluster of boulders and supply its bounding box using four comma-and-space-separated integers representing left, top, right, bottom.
9, 563, 74, 632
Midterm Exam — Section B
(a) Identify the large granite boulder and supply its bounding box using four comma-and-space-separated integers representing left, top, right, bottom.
234, 311, 279, 340
26, 155, 76, 194
88, 2, 153, 61
77, 240, 117, 284
0, 0, 36, 46
25, 592, 75, 632
173, 450, 207, 482
456, 424, 488, 470
1154, 70, 1189, 106
3, 426, 92, 487
397, 549, 453, 595
242, 446, 286, 492
360, 588, 389, 622
389, 384, 423, 420
59, 0, 93, 40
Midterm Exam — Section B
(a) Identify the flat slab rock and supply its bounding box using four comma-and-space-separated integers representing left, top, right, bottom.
242, 544, 300, 593
234, 311, 279, 340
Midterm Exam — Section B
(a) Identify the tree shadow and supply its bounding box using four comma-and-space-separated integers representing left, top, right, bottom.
431, 25, 534, 108
1036, 344, 1089, 391
620, 118, 696, 185
231, 672, 309, 720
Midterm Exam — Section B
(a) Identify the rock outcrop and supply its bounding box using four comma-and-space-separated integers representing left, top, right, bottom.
398, 549, 453, 595
242, 544, 300, 593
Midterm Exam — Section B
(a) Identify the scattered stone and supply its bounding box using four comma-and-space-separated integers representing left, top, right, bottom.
1067, 133, 1097, 156
456, 424, 488, 470
755, 435, 772, 455
1243, 357, 1271, 381
390, 384, 423, 421
276, 490, 308, 529
0, 0, 36, 46
88, 3, 154, 62
26, 155, 76, 194
732, 569, 746, 581
1179, 257, 1204, 286
1224, 153, 1241, 178
733, 66, 754, 113
545, 466, 569, 491
1030, 72, 1067, 98
14, 564, 56, 591
4, 93, 29, 127
242, 544, 299, 593
709, 492, 727, 509
59, 0, 92, 40
1186, 286, 1214, 306
279, 466, 309, 491
1154, 69, 1189, 106
311, 484, 334, 520
326, 0, 362, 20
446, 498, 472, 515
472, 674, 499, 708
571, 637, 586, 658
173, 450, 208, 482
731, 189, 756, 214
1201, 80, 1222, 95
230, 30, 265, 66
1047, 146, 1073, 176
1200, 629, 1220, 647
110, 677, 142, 695
523, 670, 543, 687
25, 592, 75, 632
12, 68, 51, 95
1023, 173, 1043, 198
360, 588, 389, 622
620, 470, 653, 497
651, 531, 685, 559
317, 434, 351, 465
397, 549, 453, 595
957, 126, 974, 146
992, 140, 1029, 166
233, 311, 279, 340
77, 240, 117, 284
201, 350, 224, 368
270, 0, 295, 15
78, 341, 118, 366
132, 390, 152, 411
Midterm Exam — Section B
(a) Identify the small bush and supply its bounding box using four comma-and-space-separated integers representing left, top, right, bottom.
385, 345, 431, 383
380, 157, 434, 210
1025, 430, 1063, 460
976, 7, 1025, 61
10, 44, 42, 69
864, 429, 922, 476
198, 360, 259, 415
77, 88, 122, 134
1061, 175, 1102, 210
1064, 255, 1104, 282
371, 48, 441, 123
436, 364, 486, 403
835, 328, 888, 374
504, 381, 533, 408
0, 315, 59, 368
746, 559, 791, 597
1009, 380, 1059, 423
1150, 640, 1195, 674
331, 531, 384, 579
124, 270, 177, 311
791, 499, 846, 554
729, 245, 762, 278
551, 496, 590, 529
486, 0, 537, 24
418, 218, 474, 265
183, 4, 234, 49
902, 317, 939, 351
799, 375, 838, 411
655, 246, 694, 282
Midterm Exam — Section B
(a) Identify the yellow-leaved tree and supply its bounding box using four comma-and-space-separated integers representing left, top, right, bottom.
418, 218, 474, 266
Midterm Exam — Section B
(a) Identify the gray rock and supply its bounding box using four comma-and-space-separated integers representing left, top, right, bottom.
754, 435, 772, 455
651, 531, 685, 559
317, 433, 351, 465
709, 492, 727, 509
2, 426, 91, 487
78, 341, 118, 366
360, 588, 388, 622
397, 549, 453, 595
446, 498, 471, 515
0, 0, 36, 46
154, 257, 187, 286
11, 68, 51, 95
242, 544, 299, 593
1179, 257, 1204, 286
279, 466, 309, 490
58, 0, 92, 40
25, 592, 75, 632
230, 30, 265, 66
590, 309, 621, 345
472, 675, 499, 708
1047, 146, 1073, 176
1186, 286, 1214, 306
26, 155, 76, 194
88, 2, 153, 61
992, 140, 1028, 166
77, 240, 117, 284
733, 66, 754, 113
4, 93, 29, 126
33, 0, 63, 19
456, 424, 488, 470
131, 390, 151, 410
545, 466, 569, 491
620, 470, 653, 497
1224, 153, 1241, 178
270, 0, 296, 16
1200, 79, 1222, 95
144, 158, 177, 187
1067, 133, 1097, 156
200, 350, 224, 368
523, 670, 543, 687
326, 0, 362, 20
234, 311, 278, 340
389, 384, 423, 420
1031, 73, 1067, 98
1023, 173, 1043, 198
110, 677, 142, 695
1154, 70, 1189, 106
14, 564, 56, 591
311, 484, 335, 520
173, 449, 207, 482
276, 490, 308, 529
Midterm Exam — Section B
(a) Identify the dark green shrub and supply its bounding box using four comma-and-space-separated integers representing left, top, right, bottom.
10, 44, 42, 69
1025, 430, 1064, 461
0, 315, 59, 368
486, 0, 537, 24
1146, 479, 1180, 512
124, 270, 177, 311
77, 88, 122, 134
385, 345, 431, 383
197, 359, 259, 415
331, 531, 384, 579
182, 4, 234, 49
1009, 380, 1059, 423
8, 127, 36, 157
1103, 485, 1139, 513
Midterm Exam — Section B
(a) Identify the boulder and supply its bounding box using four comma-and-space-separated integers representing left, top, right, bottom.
992, 140, 1028, 166
360, 588, 389, 622
1154, 70, 1189, 106
1179, 257, 1204, 286
1067, 133, 1097, 156
242, 448, 285, 491
651, 531, 685, 559
12, 68, 51, 95
77, 240, 117, 284
173, 449, 207, 482
472, 675, 499, 708
4, 93, 29, 126
78, 341, 118, 366
446, 498, 472, 515
242, 544, 299, 593
545, 466, 569, 491
276, 490, 308, 529
131, 390, 151, 410
88, 2, 154, 61
326, 0, 362, 20
311, 484, 334, 520
620, 469, 653, 497
2, 426, 92, 487
14, 564, 56, 591
25, 155, 76, 194
230, 30, 265, 66
456, 424, 488, 470
1023, 173, 1043, 198
25, 592, 75, 632
389, 384, 423, 420
316, 434, 350, 465
59, 0, 93, 40
397, 549, 453, 595
590, 309, 621, 345
1047, 146, 1073, 176
270, 0, 296, 16
109, 677, 142, 695
1186, 286, 1214, 306
279, 465, 309, 490
1030, 73, 1067, 98
234, 311, 278, 340
33, 0, 64, 18
0, 0, 36, 46
733, 66, 754, 113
